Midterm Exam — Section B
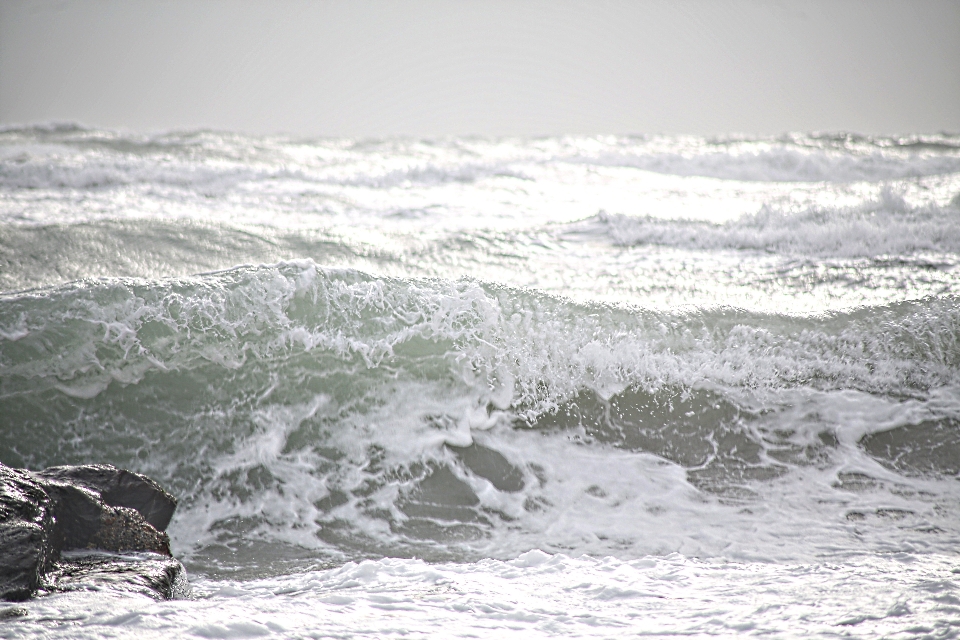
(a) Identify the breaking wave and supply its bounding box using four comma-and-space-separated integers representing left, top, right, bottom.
2, 263, 959, 570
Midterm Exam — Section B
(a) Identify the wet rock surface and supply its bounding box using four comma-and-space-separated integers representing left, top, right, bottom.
0, 466, 58, 602
0, 462, 183, 602
35, 465, 177, 531
46, 551, 189, 600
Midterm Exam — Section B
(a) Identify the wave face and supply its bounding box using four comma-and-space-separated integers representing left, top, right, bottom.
2, 262, 959, 575
2, 127, 960, 588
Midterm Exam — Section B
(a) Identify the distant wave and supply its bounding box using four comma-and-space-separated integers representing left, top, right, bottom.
2, 125, 959, 193
567, 189, 960, 258
572, 144, 960, 183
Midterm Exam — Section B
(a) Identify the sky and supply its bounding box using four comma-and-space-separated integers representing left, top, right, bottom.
1, 0, 958, 137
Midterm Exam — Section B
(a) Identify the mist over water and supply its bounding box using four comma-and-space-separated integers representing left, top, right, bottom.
2, 125, 960, 638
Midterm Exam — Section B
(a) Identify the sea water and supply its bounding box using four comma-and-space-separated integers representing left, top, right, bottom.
1, 124, 959, 638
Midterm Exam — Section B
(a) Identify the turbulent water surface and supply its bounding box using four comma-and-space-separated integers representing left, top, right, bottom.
1, 124, 960, 638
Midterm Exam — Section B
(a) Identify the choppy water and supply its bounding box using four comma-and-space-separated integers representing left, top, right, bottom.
2, 124, 959, 638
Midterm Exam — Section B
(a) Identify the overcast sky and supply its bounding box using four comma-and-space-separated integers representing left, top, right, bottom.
1, 0, 958, 137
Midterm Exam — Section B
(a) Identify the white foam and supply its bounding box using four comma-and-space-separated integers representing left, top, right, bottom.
9, 552, 960, 639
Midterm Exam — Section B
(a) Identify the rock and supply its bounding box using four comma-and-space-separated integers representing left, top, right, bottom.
35, 465, 177, 531
0, 606, 28, 620
92, 505, 171, 555
0, 462, 182, 602
46, 551, 188, 600
0, 466, 58, 601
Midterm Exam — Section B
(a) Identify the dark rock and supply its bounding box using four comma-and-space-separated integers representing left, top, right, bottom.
0, 461, 182, 602
46, 551, 188, 600
35, 465, 177, 531
0, 466, 57, 601
40, 482, 108, 550
0, 606, 28, 620
92, 505, 170, 555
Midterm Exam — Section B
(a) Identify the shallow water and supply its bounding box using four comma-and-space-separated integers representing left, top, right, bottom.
1, 125, 959, 638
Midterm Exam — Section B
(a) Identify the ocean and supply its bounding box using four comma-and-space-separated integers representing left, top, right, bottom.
1, 123, 959, 638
